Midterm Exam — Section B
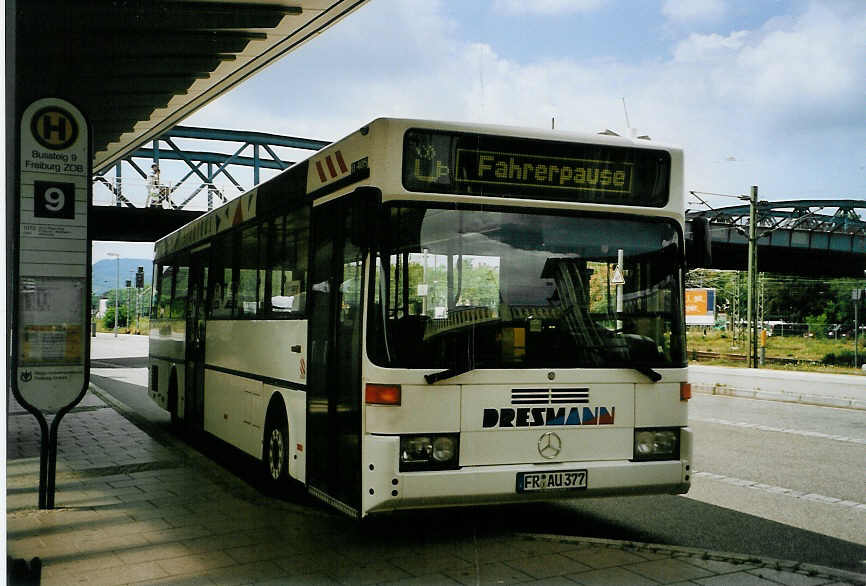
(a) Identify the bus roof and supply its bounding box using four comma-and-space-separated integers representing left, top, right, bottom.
154, 117, 682, 259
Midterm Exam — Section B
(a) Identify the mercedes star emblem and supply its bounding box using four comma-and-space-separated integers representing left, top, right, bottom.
537, 431, 562, 459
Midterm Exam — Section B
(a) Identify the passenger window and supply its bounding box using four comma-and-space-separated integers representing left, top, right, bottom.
269, 216, 286, 312
171, 263, 189, 318
157, 265, 174, 319
268, 207, 309, 316
237, 225, 260, 317
209, 234, 234, 319
151, 265, 160, 318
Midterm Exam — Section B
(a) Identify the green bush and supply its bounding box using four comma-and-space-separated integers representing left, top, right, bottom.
103, 306, 129, 329
805, 314, 829, 339
821, 350, 856, 366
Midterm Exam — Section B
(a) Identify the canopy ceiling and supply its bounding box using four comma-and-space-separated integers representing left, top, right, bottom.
14, 0, 368, 172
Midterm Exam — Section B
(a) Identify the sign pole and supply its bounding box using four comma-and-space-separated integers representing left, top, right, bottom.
35, 409, 51, 509
855, 288, 860, 369
744, 186, 759, 368
12, 97, 91, 509
46, 400, 79, 509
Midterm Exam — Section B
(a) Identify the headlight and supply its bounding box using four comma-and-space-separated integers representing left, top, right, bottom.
402, 436, 432, 463
432, 437, 455, 462
400, 434, 459, 471
633, 428, 680, 461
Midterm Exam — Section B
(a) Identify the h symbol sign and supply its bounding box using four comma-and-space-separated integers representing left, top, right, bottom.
31, 107, 78, 150
41, 112, 66, 142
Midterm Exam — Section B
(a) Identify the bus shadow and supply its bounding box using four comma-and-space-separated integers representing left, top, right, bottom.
357, 496, 866, 574
172, 420, 866, 575
177, 426, 866, 574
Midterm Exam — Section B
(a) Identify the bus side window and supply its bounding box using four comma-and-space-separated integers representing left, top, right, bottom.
268, 216, 286, 314
151, 264, 162, 318
268, 207, 309, 316
237, 225, 260, 317
293, 212, 309, 313
158, 264, 174, 319
257, 221, 267, 316
171, 262, 189, 318
209, 232, 235, 319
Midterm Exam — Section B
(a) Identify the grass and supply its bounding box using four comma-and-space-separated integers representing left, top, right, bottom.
687, 329, 866, 375
94, 317, 150, 336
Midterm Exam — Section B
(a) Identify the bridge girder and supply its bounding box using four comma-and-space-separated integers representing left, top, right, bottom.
687, 200, 866, 277
91, 125, 328, 216
688, 200, 866, 235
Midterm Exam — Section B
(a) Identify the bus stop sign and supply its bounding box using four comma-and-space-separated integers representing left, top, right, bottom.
13, 97, 91, 413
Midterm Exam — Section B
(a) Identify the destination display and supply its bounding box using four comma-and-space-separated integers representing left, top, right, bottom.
403, 129, 670, 207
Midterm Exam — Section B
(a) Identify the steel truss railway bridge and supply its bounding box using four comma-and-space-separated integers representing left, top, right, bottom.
90, 126, 866, 278
688, 200, 866, 277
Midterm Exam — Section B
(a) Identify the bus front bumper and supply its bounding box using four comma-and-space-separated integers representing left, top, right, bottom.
362, 429, 692, 515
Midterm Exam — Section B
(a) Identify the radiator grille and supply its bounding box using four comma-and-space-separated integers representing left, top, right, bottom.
511, 388, 589, 405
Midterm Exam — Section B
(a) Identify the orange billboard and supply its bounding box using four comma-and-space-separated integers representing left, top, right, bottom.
685, 288, 715, 325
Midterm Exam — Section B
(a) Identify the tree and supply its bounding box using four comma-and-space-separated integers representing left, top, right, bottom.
103, 304, 129, 329
686, 269, 864, 332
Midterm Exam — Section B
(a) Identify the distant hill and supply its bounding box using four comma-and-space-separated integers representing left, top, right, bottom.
92, 258, 153, 295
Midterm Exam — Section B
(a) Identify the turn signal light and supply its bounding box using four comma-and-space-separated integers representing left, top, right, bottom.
680, 382, 692, 401
365, 383, 401, 405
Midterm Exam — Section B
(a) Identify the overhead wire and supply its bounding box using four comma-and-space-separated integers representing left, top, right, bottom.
689, 190, 744, 200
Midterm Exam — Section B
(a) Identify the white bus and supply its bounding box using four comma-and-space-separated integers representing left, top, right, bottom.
149, 118, 695, 518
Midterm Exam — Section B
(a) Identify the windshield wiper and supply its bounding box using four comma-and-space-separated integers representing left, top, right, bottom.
634, 365, 662, 382
424, 363, 475, 384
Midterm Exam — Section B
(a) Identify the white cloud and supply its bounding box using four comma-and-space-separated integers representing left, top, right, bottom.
492, 0, 603, 15
662, 0, 726, 23
734, 4, 864, 116
673, 30, 748, 62
668, 2, 866, 130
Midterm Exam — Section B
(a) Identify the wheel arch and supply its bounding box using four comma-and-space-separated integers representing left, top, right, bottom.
262, 390, 289, 460
262, 387, 306, 483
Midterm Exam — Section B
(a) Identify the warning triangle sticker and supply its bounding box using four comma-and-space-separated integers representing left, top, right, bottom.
611, 267, 625, 285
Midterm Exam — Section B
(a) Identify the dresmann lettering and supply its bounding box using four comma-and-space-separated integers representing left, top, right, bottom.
483, 406, 615, 428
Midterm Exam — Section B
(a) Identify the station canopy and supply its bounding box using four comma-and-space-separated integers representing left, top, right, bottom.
15, 0, 368, 172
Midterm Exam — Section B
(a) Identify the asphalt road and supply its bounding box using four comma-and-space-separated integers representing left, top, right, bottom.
539, 394, 866, 572
88, 334, 866, 573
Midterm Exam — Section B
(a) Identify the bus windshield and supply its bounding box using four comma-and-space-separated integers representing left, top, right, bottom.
368, 205, 686, 371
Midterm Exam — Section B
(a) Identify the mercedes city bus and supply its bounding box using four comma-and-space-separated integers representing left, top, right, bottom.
149, 118, 694, 518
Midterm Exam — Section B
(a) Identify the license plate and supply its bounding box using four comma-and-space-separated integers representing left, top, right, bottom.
517, 469, 588, 493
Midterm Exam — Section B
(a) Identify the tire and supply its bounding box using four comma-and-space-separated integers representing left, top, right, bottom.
263, 416, 289, 490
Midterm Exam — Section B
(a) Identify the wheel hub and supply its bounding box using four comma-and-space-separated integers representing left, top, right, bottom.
268, 428, 284, 480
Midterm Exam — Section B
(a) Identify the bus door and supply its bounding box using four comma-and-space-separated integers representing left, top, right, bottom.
307, 196, 365, 514
184, 246, 209, 428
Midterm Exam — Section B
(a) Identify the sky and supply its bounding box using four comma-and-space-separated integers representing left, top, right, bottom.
93, 0, 866, 263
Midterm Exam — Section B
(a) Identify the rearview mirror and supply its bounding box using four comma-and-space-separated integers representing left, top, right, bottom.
686, 217, 712, 269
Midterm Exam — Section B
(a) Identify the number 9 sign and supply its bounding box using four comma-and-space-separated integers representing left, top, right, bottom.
34, 181, 75, 219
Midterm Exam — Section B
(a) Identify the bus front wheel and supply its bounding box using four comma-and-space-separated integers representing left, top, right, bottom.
263, 417, 289, 489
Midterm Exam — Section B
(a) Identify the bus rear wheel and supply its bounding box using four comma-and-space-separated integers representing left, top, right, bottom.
263, 418, 289, 490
